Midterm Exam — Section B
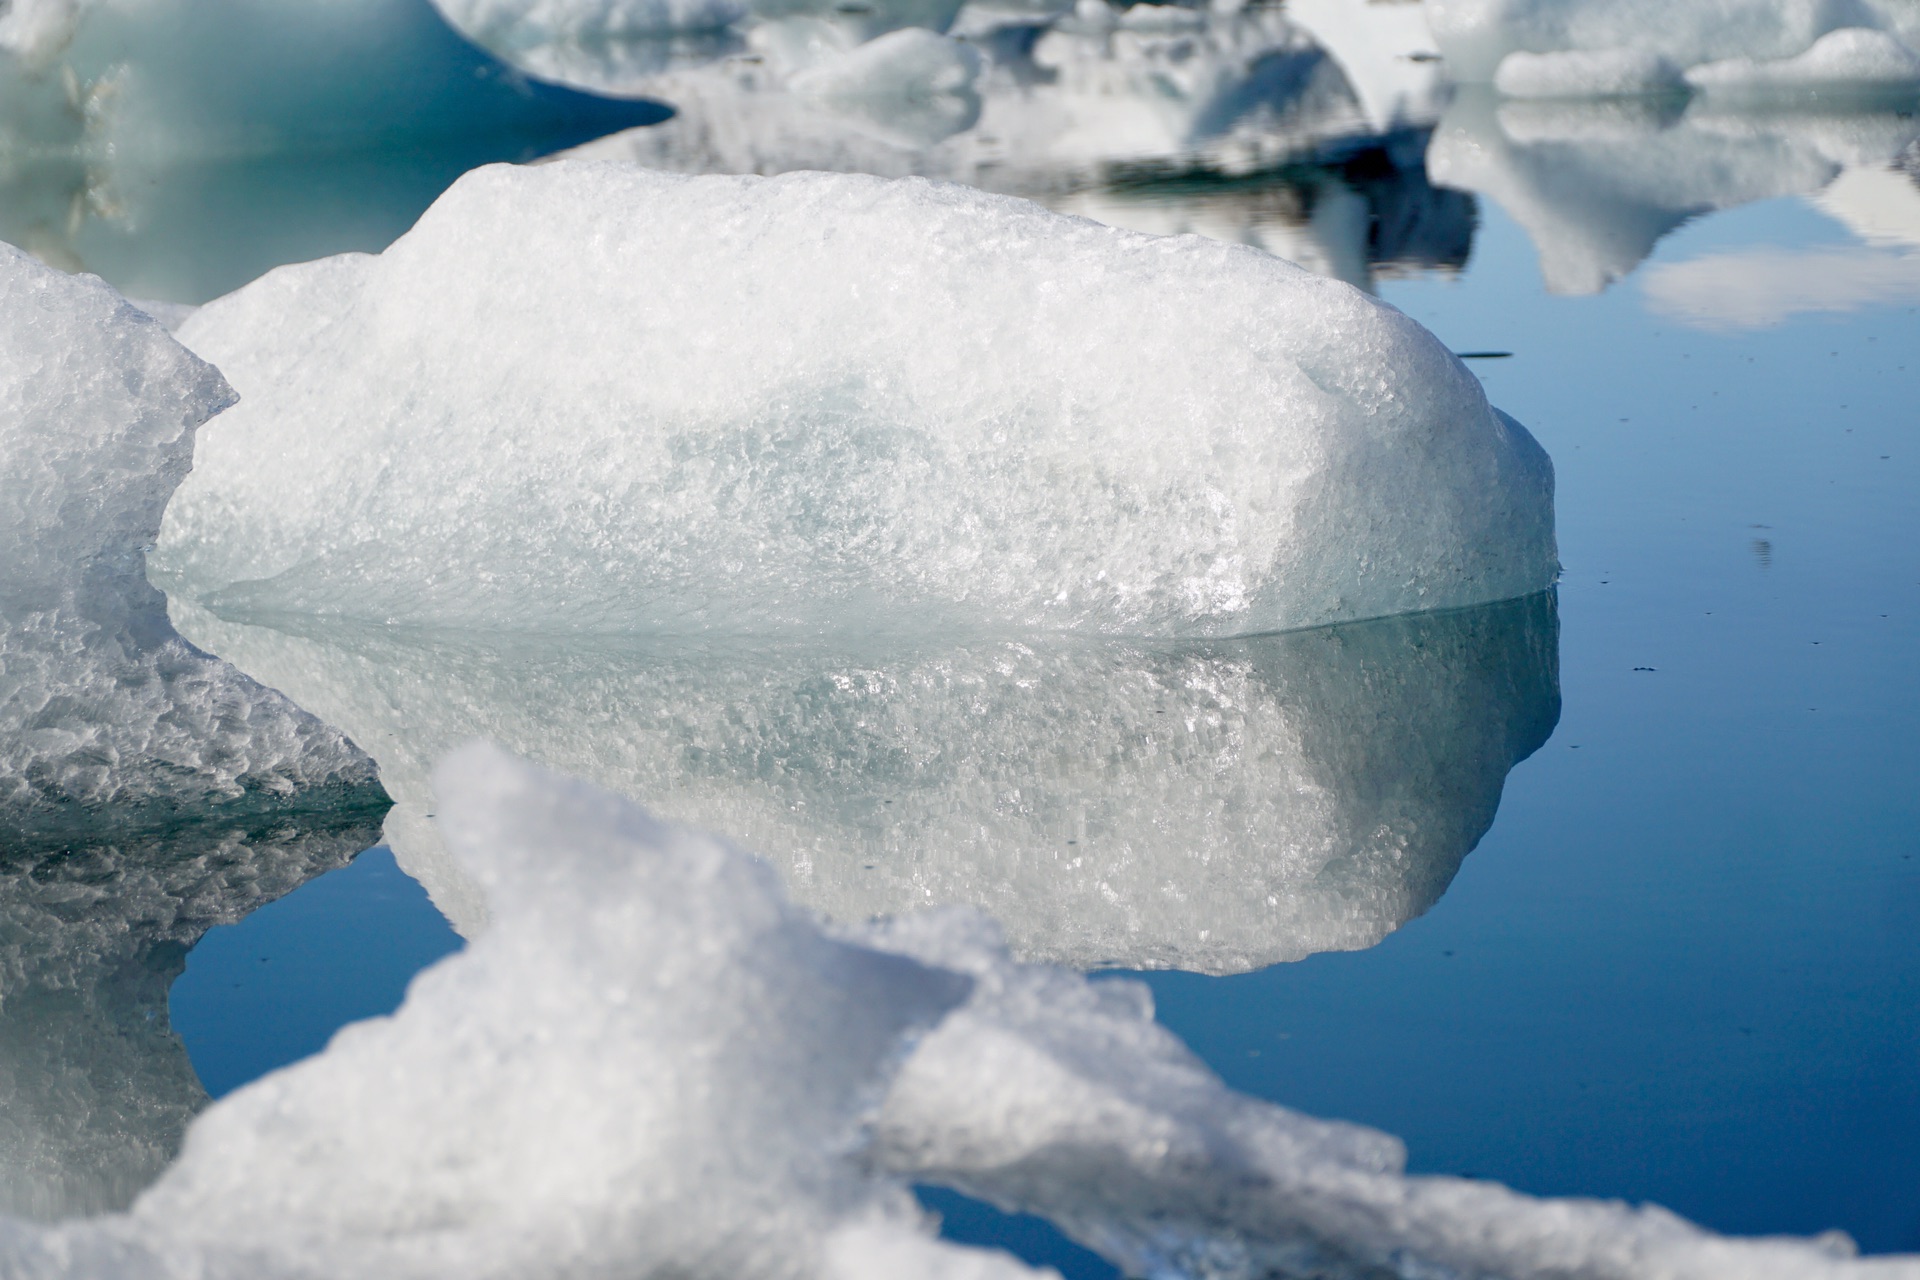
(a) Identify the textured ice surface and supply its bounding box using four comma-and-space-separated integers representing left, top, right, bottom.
167, 592, 1559, 964
1429, 0, 1920, 91
0, 747, 1024, 1279
0, 811, 383, 1222
1427, 91, 1920, 293
157, 161, 1556, 639
0, 747, 1911, 1279
0, 244, 380, 835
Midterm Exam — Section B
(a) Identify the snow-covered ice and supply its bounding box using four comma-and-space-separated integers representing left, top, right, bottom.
0, 746, 1910, 1280
166, 591, 1560, 965
156, 161, 1557, 639
0, 244, 381, 836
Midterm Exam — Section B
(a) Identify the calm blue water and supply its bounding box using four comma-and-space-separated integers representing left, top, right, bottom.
155, 187, 1920, 1264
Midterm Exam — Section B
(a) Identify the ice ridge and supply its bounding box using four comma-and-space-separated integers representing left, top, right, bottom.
0, 746, 1911, 1280
156, 160, 1558, 639
0, 242, 384, 837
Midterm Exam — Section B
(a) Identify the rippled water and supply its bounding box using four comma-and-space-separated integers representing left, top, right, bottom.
3, 0, 1917, 1271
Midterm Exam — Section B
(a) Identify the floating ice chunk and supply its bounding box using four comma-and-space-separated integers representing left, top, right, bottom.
157, 161, 1556, 639
0, 244, 380, 835
0, 746, 1029, 1279
430, 0, 746, 46
0, 812, 383, 1222
1493, 49, 1682, 99
1429, 0, 1920, 89
166, 592, 1558, 968
1, 747, 1905, 1279
1684, 28, 1920, 95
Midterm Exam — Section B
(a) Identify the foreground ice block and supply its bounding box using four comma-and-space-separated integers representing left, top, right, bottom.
169, 592, 1559, 968
157, 161, 1556, 638
0, 811, 383, 1222
0, 244, 381, 836
1, 747, 1908, 1279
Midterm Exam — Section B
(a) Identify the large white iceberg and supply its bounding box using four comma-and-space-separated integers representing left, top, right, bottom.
168, 591, 1559, 966
0, 243, 381, 835
156, 160, 1556, 639
0, 746, 1907, 1279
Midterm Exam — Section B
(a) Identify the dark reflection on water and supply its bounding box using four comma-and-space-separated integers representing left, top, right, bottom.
0, 807, 385, 1221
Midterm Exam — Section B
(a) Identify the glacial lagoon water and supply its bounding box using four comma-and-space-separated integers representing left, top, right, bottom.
2, 0, 1918, 1273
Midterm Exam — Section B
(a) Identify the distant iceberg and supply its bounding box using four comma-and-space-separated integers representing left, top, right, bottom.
168, 592, 1559, 969
156, 161, 1557, 639
0, 746, 1900, 1279
1428, 0, 1920, 98
0, 244, 382, 837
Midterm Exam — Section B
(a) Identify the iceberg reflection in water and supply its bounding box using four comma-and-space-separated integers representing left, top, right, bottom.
1428, 88, 1920, 295
0, 811, 386, 1223
169, 591, 1559, 972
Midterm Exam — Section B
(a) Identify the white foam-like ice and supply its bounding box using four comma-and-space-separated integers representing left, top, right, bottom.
1, 746, 1910, 1279
156, 161, 1556, 639
1429, 0, 1920, 92
166, 593, 1559, 965
0, 244, 379, 834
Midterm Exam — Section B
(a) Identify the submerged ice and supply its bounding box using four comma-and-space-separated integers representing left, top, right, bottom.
0, 244, 380, 835
0, 746, 1910, 1280
156, 161, 1557, 638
